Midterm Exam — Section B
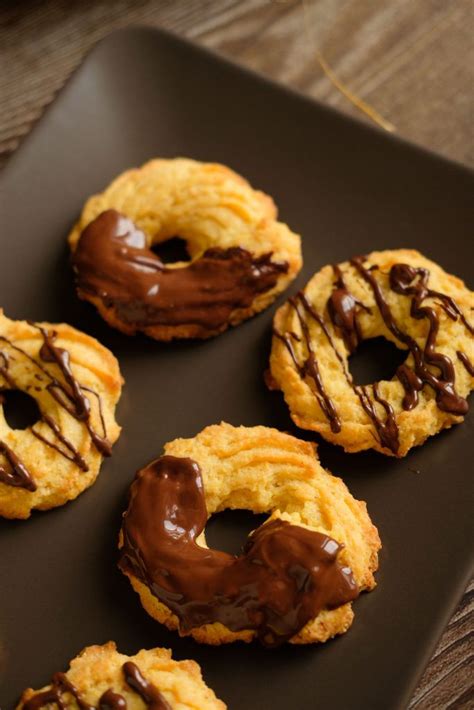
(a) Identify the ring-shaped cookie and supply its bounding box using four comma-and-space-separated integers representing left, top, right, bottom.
0, 312, 122, 519
118, 423, 380, 646
269, 249, 473, 456
17, 642, 225, 710
69, 158, 302, 340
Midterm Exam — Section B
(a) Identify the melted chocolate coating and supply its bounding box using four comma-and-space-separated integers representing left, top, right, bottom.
72, 209, 288, 332
119, 455, 358, 647
22, 662, 169, 709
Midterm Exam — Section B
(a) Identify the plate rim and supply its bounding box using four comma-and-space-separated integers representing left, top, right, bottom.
0, 25, 473, 710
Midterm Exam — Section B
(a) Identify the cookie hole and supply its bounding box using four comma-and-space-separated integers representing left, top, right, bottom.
0, 389, 41, 430
151, 237, 190, 264
349, 337, 406, 386
206, 510, 268, 556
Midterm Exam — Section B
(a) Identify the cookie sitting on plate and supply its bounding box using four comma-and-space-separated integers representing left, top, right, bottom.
269, 249, 473, 456
68, 158, 302, 340
17, 642, 225, 709
0, 311, 122, 519
118, 422, 380, 647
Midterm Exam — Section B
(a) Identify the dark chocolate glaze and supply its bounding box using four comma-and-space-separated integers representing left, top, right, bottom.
122, 662, 171, 710
22, 663, 168, 709
457, 350, 474, 377
119, 455, 358, 647
72, 209, 288, 332
0, 440, 36, 492
327, 264, 370, 353
0, 327, 111, 492
352, 258, 470, 415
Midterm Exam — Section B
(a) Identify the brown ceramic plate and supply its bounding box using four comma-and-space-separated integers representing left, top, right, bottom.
0, 27, 473, 710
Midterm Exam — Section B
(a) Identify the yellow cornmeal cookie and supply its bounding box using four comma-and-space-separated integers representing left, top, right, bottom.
0, 311, 122, 519
68, 158, 302, 340
118, 423, 380, 646
270, 249, 473, 457
17, 642, 225, 709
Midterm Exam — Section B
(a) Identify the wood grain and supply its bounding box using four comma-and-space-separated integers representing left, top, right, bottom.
0, 1, 472, 707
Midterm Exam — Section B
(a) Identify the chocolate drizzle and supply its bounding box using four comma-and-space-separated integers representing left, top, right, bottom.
352, 258, 471, 415
98, 690, 127, 710
23, 673, 94, 710
0, 327, 111, 492
275, 291, 400, 452
457, 351, 474, 377
357, 383, 399, 453
35, 327, 111, 455
22, 662, 169, 710
327, 264, 370, 352
0, 351, 16, 388
273, 258, 472, 455
274, 293, 342, 433
72, 209, 288, 332
0, 350, 37, 490
395, 364, 423, 411
0, 440, 36, 492
38, 327, 90, 420
31, 413, 88, 472
122, 662, 171, 710
119, 455, 358, 647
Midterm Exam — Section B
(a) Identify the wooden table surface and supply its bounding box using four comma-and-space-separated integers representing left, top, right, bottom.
1, 1, 473, 707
